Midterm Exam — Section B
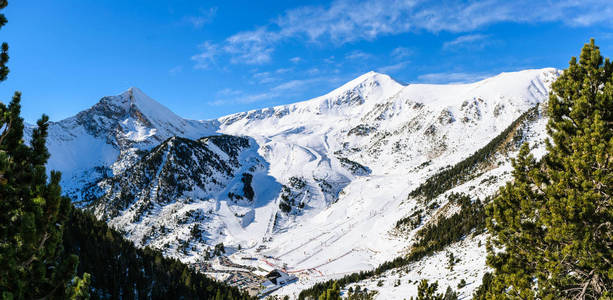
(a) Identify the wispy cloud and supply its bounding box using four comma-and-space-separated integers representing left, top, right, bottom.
222, 27, 280, 65
391, 47, 412, 59
252, 71, 277, 84
275, 67, 292, 74
290, 57, 302, 63
377, 61, 409, 73
209, 90, 277, 106
192, 0, 613, 67
250, 68, 294, 84
417, 72, 491, 84
191, 41, 219, 69
184, 7, 218, 29
345, 50, 372, 60
236, 92, 277, 104
443, 34, 491, 50
211, 76, 334, 106
272, 78, 321, 91
216, 88, 242, 97
169, 65, 183, 75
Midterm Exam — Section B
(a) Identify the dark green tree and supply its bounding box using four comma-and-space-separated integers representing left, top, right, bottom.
318, 281, 341, 300
0, 2, 88, 298
0, 83, 88, 300
411, 279, 443, 300
485, 144, 546, 299
485, 39, 613, 299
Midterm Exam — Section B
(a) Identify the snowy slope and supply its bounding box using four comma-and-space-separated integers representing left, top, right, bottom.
336, 106, 551, 300
32, 68, 560, 298
214, 68, 558, 298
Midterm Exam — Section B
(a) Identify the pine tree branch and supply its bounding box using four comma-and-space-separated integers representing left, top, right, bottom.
21, 232, 49, 268
576, 276, 591, 300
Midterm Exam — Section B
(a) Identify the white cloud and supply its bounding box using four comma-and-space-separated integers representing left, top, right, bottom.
210, 90, 276, 105
212, 75, 335, 106
272, 78, 321, 91
377, 61, 409, 73
417, 72, 491, 84
252, 71, 276, 84
222, 27, 281, 65
307, 67, 320, 75
345, 50, 371, 60
275, 67, 292, 74
274, 1, 415, 44
290, 57, 302, 63
443, 34, 491, 50
207, 99, 228, 106
216, 88, 242, 97
391, 47, 412, 59
191, 41, 219, 69
193, 0, 613, 67
236, 92, 277, 104
185, 7, 218, 28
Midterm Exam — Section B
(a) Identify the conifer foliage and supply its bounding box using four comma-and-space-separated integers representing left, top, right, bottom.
0, 0, 8, 82
0, 1, 89, 298
317, 281, 341, 300
409, 280, 458, 300
485, 39, 612, 299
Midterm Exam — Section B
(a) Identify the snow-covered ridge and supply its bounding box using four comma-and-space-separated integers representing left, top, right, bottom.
32, 67, 560, 298
41, 87, 218, 201
218, 71, 404, 129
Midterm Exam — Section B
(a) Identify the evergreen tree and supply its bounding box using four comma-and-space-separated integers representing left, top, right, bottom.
318, 281, 341, 300
485, 39, 613, 299
485, 144, 546, 299
411, 279, 443, 300
0, 2, 88, 297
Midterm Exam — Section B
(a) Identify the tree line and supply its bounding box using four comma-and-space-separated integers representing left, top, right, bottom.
409, 106, 539, 202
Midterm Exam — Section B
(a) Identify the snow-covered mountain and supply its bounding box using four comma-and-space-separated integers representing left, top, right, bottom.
36, 68, 560, 298
43, 87, 217, 202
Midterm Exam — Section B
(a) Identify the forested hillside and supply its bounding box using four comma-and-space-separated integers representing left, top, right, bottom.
64, 209, 251, 299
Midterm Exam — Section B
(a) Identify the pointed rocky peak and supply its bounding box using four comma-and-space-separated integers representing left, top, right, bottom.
77, 87, 180, 125
69, 87, 206, 145
119, 87, 184, 124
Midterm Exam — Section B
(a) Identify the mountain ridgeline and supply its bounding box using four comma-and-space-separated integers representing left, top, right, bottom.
22, 67, 569, 298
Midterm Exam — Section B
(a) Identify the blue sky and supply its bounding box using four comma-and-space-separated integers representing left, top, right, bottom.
1, 0, 612, 123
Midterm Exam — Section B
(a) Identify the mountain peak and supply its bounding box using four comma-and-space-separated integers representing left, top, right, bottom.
67, 87, 217, 146
118, 87, 171, 114
324, 70, 404, 102
89, 87, 185, 128
351, 70, 395, 85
